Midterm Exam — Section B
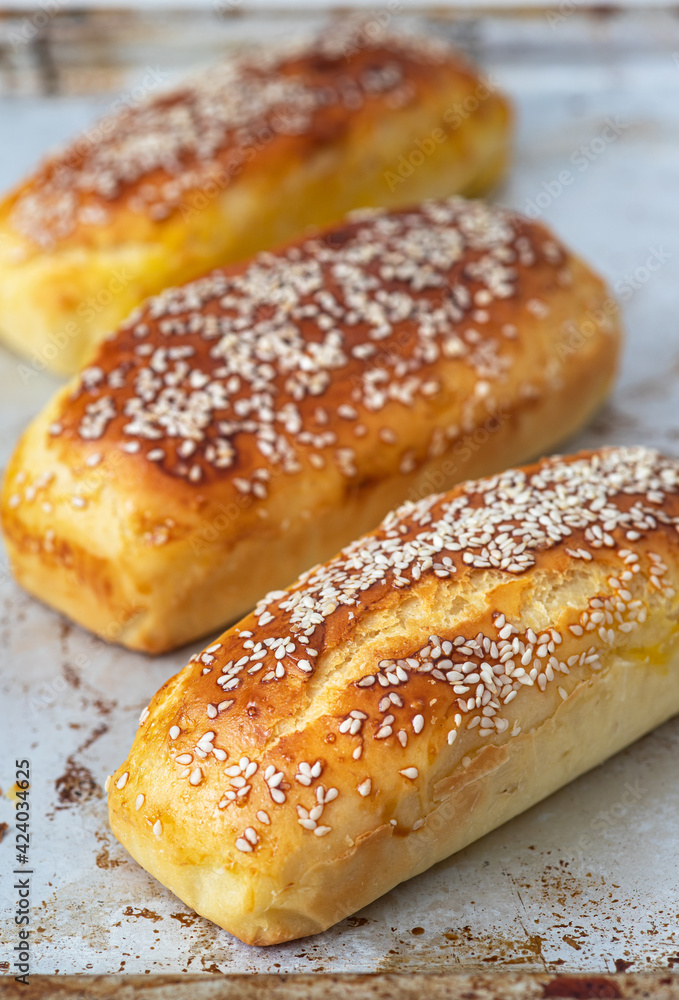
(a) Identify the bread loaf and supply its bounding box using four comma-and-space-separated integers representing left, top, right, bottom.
106, 446, 679, 945
0, 198, 621, 652
0, 25, 511, 374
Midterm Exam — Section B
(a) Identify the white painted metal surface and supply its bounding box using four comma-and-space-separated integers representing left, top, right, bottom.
0, 8, 678, 976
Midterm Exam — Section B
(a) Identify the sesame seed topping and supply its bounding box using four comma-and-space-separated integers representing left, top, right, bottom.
116, 772, 128, 789
10, 27, 452, 252
57, 197, 554, 496
153, 820, 163, 837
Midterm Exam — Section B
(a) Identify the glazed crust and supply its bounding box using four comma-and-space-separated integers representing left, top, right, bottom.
0, 198, 621, 652
0, 26, 511, 374
106, 447, 679, 945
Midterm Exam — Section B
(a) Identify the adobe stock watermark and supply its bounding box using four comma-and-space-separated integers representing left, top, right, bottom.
523, 117, 629, 220
8, 0, 65, 50
10, 759, 32, 986
16, 267, 133, 382
336, 2, 403, 59
571, 779, 645, 859
614, 245, 671, 302
544, 246, 669, 374
404, 405, 510, 508
177, 106, 305, 223
52, 65, 167, 187
384, 75, 501, 193
26, 613, 138, 714
545, 0, 587, 30
213, 0, 242, 14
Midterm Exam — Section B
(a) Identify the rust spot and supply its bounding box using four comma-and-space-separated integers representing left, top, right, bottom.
0, 962, 9, 972
55, 761, 102, 806
170, 911, 201, 928
346, 916, 369, 928
411, 926, 425, 936
95, 844, 122, 869
542, 977, 622, 999
61, 662, 81, 689
0, 822, 8, 843
54, 724, 109, 808
123, 906, 162, 922
78, 722, 109, 752
614, 959, 633, 973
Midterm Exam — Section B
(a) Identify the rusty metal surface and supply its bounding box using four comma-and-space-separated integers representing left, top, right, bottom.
1, 5, 679, 983
2, 972, 679, 999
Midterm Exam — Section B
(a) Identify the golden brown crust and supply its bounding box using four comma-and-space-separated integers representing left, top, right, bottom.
0, 26, 512, 373
5, 35, 482, 254
0, 198, 621, 652
106, 446, 679, 944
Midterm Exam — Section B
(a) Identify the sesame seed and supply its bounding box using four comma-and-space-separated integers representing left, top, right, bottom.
56, 191, 555, 497
116, 772, 128, 789
399, 767, 419, 780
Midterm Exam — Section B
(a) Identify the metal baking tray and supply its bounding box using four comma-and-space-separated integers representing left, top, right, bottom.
1, 5, 679, 994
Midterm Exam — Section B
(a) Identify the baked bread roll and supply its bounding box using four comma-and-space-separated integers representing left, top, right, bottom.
0, 24, 512, 375
0, 198, 621, 653
106, 446, 679, 945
